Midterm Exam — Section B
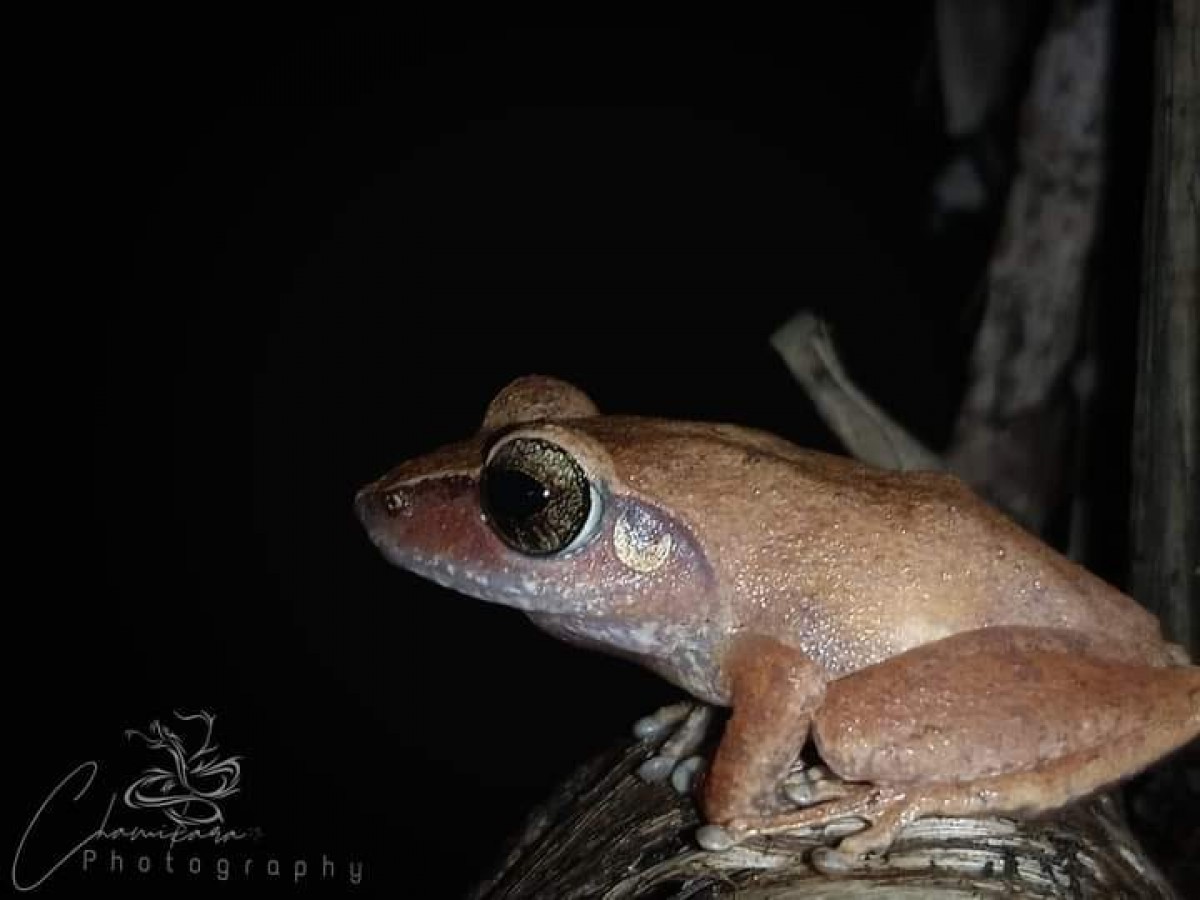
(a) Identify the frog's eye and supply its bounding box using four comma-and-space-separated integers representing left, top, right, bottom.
481, 437, 601, 556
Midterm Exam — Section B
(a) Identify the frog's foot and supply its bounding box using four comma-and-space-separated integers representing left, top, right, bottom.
633, 702, 714, 794
806, 791, 931, 872
696, 783, 912, 857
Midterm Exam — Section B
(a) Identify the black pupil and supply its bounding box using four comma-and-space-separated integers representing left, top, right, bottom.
485, 468, 549, 520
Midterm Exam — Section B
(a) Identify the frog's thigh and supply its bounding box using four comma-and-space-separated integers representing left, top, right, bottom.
813, 626, 1200, 808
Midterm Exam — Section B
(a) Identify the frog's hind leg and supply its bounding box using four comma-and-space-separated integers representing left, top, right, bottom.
712, 628, 1200, 860
816, 716, 1200, 868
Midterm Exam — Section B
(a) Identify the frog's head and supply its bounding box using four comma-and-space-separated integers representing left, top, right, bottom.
355, 376, 718, 621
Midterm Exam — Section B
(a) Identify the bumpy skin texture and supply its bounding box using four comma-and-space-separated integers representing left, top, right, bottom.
356, 376, 1200, 856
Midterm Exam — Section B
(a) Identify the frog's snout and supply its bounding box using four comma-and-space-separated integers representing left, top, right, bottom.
354, 482, 424, 565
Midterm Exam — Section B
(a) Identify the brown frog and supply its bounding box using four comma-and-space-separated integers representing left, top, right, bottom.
355, 376, 1199, 863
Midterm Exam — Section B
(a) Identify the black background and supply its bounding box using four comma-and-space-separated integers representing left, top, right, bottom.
11, 8, 1155, 898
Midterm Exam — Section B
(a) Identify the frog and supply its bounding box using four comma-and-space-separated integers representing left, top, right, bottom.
354, 375, 1200, 864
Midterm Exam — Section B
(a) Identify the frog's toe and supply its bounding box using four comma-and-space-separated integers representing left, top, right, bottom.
670, 755, 706, 794
783, 766, 854, 806
632, 701, 694, 741
810, 844, 870, 873
637, 755, 676, 783
695, 824, 737, 852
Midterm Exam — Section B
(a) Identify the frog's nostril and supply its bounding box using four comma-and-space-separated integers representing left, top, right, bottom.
355, 485, 411, 525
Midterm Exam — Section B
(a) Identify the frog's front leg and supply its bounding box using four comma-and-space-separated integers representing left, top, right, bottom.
695, 633, 826, 850
634, 701, 713, 794
710, 627, 1200, 865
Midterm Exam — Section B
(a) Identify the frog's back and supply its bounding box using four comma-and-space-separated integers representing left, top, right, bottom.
578, 416, 1183, 672
865, 466, 1184, 667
